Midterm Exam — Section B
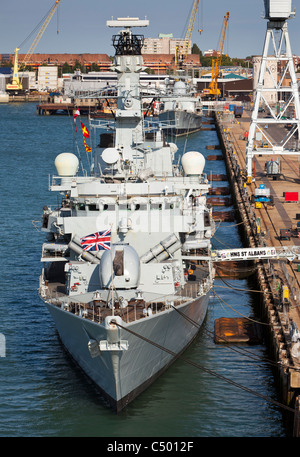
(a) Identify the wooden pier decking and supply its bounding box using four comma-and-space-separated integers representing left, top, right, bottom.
214, 107, 300, 436
36, 102, 100, 116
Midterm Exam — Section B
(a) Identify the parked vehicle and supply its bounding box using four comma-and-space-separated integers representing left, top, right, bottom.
234, 105, 243, 118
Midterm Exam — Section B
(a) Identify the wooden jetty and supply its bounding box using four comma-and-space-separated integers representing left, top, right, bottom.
215, 109, 300, 436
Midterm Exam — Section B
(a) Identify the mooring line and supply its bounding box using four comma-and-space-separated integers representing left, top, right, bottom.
114, 320, 297, 415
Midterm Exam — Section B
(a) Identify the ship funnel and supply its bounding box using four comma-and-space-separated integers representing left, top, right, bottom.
55, 153, 79, 177
181, 151, 205, 176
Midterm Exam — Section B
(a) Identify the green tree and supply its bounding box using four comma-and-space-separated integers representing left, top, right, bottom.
200, 56, 213, 67
73, 60, 83, 72
144, 67, 155, 74
91, 62, 100, 71
62, 62, 72, 74
191, 43, 202, 55
0, 60, 13, 68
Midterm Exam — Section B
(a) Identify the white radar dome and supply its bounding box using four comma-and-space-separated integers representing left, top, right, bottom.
173, 81, 186, 95
101, 147, 119, 165
55, 153, 79, 177
181, 151, 205, 176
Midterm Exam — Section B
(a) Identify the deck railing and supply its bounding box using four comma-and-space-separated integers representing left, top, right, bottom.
39, 277, 212, 325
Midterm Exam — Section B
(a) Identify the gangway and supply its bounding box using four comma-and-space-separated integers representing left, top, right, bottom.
182, 246, 300, 262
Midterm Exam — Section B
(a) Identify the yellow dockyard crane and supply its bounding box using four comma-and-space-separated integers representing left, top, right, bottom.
205, 11, 229, 99
175, 0, 200, 73
6, 0, 61, 92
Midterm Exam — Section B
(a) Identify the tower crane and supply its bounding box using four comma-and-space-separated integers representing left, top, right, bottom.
175, 0, 200, 72
6, 0, 61, 92
204, 11, 229, 99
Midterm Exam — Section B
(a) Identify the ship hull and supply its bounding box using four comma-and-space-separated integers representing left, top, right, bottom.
159, 110, 202, 137
45, 291, 210, 411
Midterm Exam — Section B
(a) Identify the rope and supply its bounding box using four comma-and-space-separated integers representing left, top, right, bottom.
213, 288, 270, 326
212, 235, 237, 249
215, 275, 264, 294
170, 304, 294, 371
211, 290, 300, 374
219, 220, 245, 228
214, 284, 263, 294
114, 320, 297, 415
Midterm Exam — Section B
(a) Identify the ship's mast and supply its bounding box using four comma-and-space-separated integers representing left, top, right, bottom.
107, 18, 149, 157
92, 17, 173, 178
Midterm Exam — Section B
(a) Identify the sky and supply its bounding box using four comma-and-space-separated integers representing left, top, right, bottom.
0, 0, 300, 59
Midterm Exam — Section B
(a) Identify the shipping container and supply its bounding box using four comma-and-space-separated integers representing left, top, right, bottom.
284, 192, 298, 202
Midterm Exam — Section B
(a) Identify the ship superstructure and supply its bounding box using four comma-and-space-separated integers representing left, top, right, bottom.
159, 78, 203, 137
38, 17, 214, 411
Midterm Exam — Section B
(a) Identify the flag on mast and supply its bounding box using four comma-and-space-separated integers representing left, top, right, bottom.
80, 229, 111, 251
81, 121, 90, 138
83, 138, 92, 153
73, 108, 80, 132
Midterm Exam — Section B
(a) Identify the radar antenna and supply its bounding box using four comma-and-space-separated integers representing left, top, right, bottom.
107, 17, 149, 56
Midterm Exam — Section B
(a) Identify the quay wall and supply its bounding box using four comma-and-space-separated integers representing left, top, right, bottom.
214, 111, 300, 436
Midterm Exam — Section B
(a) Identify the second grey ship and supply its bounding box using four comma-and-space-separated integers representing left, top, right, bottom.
159, 79, 202, 136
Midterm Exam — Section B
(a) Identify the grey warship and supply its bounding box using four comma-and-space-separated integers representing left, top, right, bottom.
159, 79, 202, 137
38, 17, 215, 412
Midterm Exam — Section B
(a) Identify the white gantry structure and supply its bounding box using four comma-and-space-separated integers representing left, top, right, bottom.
246, 0, 300, 182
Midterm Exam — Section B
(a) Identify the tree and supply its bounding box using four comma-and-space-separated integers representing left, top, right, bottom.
91, 62, 100, 71
62, 62, 72, 74
73, 60, 83, 72
192, 43, 202, 55
144, 67, 155, 74
200, 56, 213, 67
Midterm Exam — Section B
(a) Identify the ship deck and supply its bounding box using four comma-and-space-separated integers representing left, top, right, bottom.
41, 266, 211, 325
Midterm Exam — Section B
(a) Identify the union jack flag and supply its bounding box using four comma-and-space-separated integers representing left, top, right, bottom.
80, 229, 111, 251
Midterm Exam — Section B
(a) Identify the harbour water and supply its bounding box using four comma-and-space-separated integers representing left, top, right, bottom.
0, 102, 287, 437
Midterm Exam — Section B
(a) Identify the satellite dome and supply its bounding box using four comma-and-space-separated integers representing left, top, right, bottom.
101, 147, 119, 165
173, 81, 186, 95
181, 151, 205, 176
55, 153, 79, 177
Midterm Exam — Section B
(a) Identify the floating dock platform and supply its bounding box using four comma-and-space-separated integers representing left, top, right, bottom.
214, 317, 263, 344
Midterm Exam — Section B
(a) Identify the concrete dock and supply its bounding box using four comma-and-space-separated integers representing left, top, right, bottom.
214, 107, 300, 436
